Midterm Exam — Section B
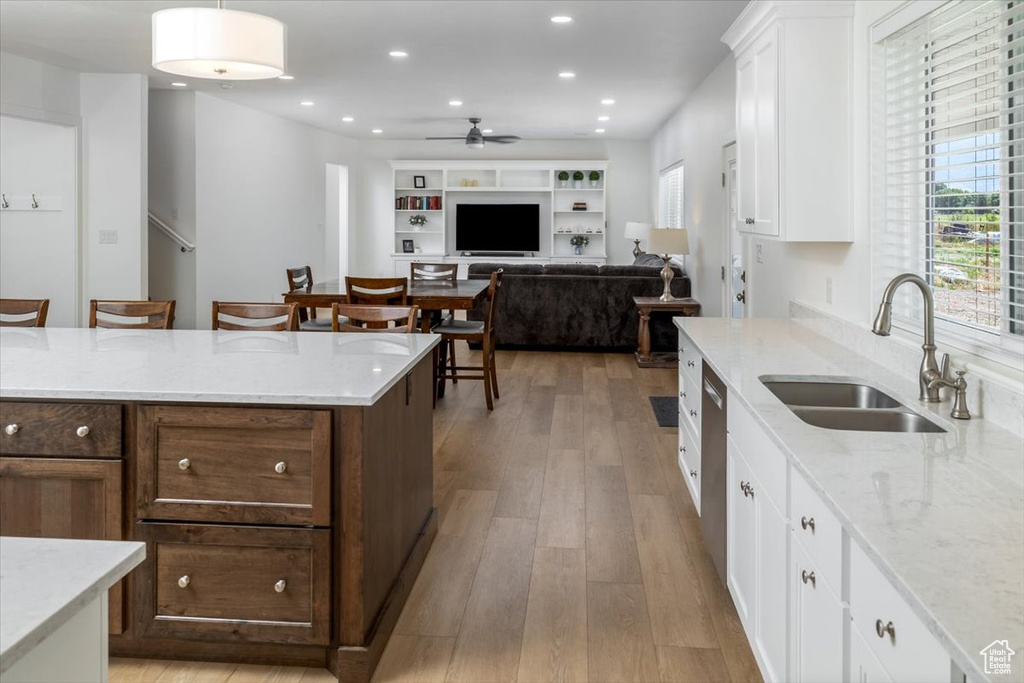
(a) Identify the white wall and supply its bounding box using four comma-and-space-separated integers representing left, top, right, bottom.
0, 115, 77, 326
0, 51, 79, 123
80, 73, 149, 307
354, 139, 650, 277
148, 90, 197, 328
193, 94, 358, 327
649, 57, 736, 317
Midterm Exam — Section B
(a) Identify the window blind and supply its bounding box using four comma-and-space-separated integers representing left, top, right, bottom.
875, 0, 1023, 347
659, 165, 684, 228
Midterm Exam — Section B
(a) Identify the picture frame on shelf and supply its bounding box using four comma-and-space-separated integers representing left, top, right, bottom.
413, 175, 426, 189
402, 239, 415, 254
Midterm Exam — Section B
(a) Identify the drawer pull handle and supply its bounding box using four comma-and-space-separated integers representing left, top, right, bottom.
4, 424, 20, 436
178, 458, 191, 471
689, 409, 698, 417
75, 425, 90, 438
177, 575, 190, 589
875, 619, 895, 642
687, 360, 696, 368
801, 570, 816, 587
690, 469, 698, 477
274, 579, 287, 593
274, 461, 288, 474
801, 516, 816, 532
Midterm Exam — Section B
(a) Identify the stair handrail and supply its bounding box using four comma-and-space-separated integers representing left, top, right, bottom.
148, 211, 195, 253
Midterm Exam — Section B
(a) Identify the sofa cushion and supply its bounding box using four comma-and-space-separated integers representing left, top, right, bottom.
599, 264, 672, 277
632, 253, 665, 268
467, 263, 544, 276
545, 264, 599, 276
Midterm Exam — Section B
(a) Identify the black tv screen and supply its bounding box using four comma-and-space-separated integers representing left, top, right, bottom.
455, 204, 541, 252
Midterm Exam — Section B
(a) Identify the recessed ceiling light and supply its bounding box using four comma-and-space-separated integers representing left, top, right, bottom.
482, 129, 493, 133
389, 50, 408, 58
372, 129, 383, 134
342, 116, 354, 122
170, 82, 188, 87
595, 128, 606, 133
601, 98, 615, 105
598, 115, 610, 122
278, 75, 294, 80
559, 72, 576, 79
449, 100, 463, 106
550, 15, 573, 23
300, 100, 314, 106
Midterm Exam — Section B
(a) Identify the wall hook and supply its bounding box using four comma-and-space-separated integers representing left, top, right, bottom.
1, 194, 8, 209
31, 194, 39, 209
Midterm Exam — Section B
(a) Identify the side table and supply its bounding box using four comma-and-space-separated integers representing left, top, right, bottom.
633, 296, 701, 367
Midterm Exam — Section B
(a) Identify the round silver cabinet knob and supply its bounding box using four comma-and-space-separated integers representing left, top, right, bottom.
274, 579, 287, 593
178, 458, 191, 471
274, 461, 287, 474
177, 575, 190, 588
4, 424, 20, 436
801, 516, 816, 532
690, 469, 698, 477
875, 619, 895, 641
75, 425, 90, 438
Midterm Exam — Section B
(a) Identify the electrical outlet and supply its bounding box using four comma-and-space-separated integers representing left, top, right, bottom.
826, 276, 833, 305
755, 242, 764, 264
98, 230, 118, 244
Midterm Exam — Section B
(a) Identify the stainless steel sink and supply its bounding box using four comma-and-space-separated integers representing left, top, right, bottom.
761, 380, 901, 409
759, 376, 946, 433
788, 407, 946, 433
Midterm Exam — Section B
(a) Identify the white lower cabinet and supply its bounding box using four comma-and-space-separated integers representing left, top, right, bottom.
727, 437, 757, 626
790, 538, 845, 683
851, 625, 895, 683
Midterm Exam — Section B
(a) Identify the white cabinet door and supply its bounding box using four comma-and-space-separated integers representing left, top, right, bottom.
736, 50, 757, 235
790, 539, 844, 682
850, 626, 894, 683
735, 27, 778, 237
754, 486, 788, 682
727, 438, 757, 629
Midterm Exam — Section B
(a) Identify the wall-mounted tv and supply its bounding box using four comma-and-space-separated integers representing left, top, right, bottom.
455, 204, 541, 253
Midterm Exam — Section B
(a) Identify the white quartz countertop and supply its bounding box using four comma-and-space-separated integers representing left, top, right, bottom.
675, 318, 1023, 683
0, 537, 145, 673
0, 328, 441, 406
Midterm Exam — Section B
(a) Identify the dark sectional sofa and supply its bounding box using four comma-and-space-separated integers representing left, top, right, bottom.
467, 256, 691, 351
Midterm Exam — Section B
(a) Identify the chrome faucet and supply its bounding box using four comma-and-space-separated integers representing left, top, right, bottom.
872, 273, 970, 418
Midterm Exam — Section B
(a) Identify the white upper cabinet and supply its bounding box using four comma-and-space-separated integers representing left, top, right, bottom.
723, 1, 854, 242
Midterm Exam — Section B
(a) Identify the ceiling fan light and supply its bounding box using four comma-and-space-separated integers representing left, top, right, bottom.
467, 140, 485, 149
152, 7, 286, 80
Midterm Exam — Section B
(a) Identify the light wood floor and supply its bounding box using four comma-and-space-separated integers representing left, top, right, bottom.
111, 349, 761, 683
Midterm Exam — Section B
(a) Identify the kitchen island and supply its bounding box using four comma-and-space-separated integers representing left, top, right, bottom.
0, 327, 441, 682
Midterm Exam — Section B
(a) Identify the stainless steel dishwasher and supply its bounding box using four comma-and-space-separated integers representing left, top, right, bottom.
701, 363, 728, 585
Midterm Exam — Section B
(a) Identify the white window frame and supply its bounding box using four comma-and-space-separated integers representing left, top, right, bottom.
871, 0, 1024, 365
658, 161, 685, 229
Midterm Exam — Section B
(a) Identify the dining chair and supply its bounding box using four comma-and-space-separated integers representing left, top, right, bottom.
89, 300, 176, 329
0, 299, 49, 327
331, 304, 419, 333
212, 302, 299, 331
285, 265, 332, 332
434, 269, 503, 410
345, 276, 408, 305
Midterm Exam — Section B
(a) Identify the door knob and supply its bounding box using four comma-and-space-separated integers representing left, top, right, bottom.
177, 575, 190, 588
274, 461, 288, 474
4, 424, 19, 436
736, 291, 745, 303
274, 579, 287, 593
75, 425, 90, 438
178, 458, 191, 470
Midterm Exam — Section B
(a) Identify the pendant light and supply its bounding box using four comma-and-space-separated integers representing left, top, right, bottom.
152, 1, 286, 80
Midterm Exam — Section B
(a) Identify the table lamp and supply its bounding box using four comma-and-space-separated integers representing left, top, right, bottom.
624, 222, 652, 258
647, 228, 690, 301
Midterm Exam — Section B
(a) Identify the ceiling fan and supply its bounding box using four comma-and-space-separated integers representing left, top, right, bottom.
426, 118, 520, 149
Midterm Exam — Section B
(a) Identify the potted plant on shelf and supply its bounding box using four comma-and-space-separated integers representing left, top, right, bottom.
409, 214, 427, 231
569, 234, 589, 255
572, 170, 584, 189
589, 170, 601, 188
557, 170, 570, 188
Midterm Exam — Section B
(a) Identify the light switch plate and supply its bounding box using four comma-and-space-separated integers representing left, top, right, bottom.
99, 230, 118, 244
755, 242, 764, 264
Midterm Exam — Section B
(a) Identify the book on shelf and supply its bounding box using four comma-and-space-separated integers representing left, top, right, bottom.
395, 195, 443, 211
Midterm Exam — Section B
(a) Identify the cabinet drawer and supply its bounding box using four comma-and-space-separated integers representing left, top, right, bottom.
678, 422, 700, 514
0, 402, 122, 458
680, 374, 701, 442
137, 406, 331, 526
849, 541, 949, 682
678, 336, 703, 388
727, 397, 786, 512
137, 523, 330, 645
790, 469, 842, 595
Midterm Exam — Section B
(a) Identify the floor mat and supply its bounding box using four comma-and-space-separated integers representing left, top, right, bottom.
649, 396, 678, 428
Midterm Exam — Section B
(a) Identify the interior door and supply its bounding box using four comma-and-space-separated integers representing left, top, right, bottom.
724, 144, 746, 318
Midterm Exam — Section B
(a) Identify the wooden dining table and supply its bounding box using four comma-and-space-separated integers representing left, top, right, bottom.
283, 278, 490, 333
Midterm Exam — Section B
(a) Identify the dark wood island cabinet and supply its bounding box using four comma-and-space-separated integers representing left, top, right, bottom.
0, 328, 440, 682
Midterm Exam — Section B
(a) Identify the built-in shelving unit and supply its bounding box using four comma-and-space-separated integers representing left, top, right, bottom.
391, 160, 609, 271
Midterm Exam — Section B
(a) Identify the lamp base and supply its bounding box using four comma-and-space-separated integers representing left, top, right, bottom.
659, 256, 676, 302
632, 240, 642, 258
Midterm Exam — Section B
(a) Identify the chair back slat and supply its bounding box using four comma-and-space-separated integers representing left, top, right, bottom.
332, 304, 418, 333
90, 300, 175, 329
212, 302, 298, 331
0, 299, 49, 327
286, 266, 313, 292
345, 276, 408, 305
410, 263, 457, 282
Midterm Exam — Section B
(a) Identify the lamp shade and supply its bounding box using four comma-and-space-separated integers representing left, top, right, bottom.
624, 221, 652, 240
647, 228, 690, 255
152, 7, 286, 80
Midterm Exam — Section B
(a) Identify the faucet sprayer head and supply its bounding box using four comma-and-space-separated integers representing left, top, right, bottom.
872, 302, 893, 336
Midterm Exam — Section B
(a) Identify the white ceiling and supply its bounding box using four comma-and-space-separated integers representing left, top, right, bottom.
0, 0, 746, 140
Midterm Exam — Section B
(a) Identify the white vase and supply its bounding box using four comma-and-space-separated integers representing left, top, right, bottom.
559, 180, 568, 188
574, 180, 583, 189
574, 245, 582, 255
590, 180, 599, 188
